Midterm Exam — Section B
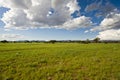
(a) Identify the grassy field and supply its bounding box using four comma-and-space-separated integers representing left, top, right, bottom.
0, 43, 120, 80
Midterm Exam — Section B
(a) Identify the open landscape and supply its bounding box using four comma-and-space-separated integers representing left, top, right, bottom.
0, 0, 120, 80
0, 43, 120, 80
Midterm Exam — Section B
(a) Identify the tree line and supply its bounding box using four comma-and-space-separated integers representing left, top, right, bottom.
0, 38, 120, 44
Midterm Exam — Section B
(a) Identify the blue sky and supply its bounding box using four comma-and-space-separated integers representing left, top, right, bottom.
0, 0, 120, 40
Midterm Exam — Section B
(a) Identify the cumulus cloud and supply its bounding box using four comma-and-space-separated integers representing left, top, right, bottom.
91, 12, 120, 31
1, 9, 30, 30
66, 0, 80, 14
92, 11, 120, 40
85, 2, 100, 12
0, 34, 24, 40
58, 16, 92, 30
0, 0, 92, 30
85, 1, 116, 17
97, 29, 120, 40
0, 0, 32, 9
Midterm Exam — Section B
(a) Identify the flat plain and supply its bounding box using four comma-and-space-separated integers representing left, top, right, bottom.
0, 43, 120, 80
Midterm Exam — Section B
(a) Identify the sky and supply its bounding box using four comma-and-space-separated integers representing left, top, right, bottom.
0, 0, 120, 41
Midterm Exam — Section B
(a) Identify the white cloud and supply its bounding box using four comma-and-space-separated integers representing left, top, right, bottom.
0, 0, 92, 30
2, 9, 30, 30
0, 34, 24, 40
0, 0, 32, 9
84, 30, 89, 33
97, 29, 120, 40
90, 11, 120, 40
59, 16, 92, 30
91, 12, 120, 31
85, 1, 116, 17
66, 0, 80, 14
85, 2, 99, 12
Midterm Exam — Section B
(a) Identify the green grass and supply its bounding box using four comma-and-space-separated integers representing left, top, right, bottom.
0, 43, 120, 80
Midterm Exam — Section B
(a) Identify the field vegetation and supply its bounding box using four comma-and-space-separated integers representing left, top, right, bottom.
0, 43, 120, 80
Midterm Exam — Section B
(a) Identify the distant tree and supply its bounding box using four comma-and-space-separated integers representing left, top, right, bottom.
24, 40, 30, 43
93, 37, 100, 43
49, 40, 57, 44
1, 40, 8, 43
86, 39, 90, 44
81, 41, 86, 44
